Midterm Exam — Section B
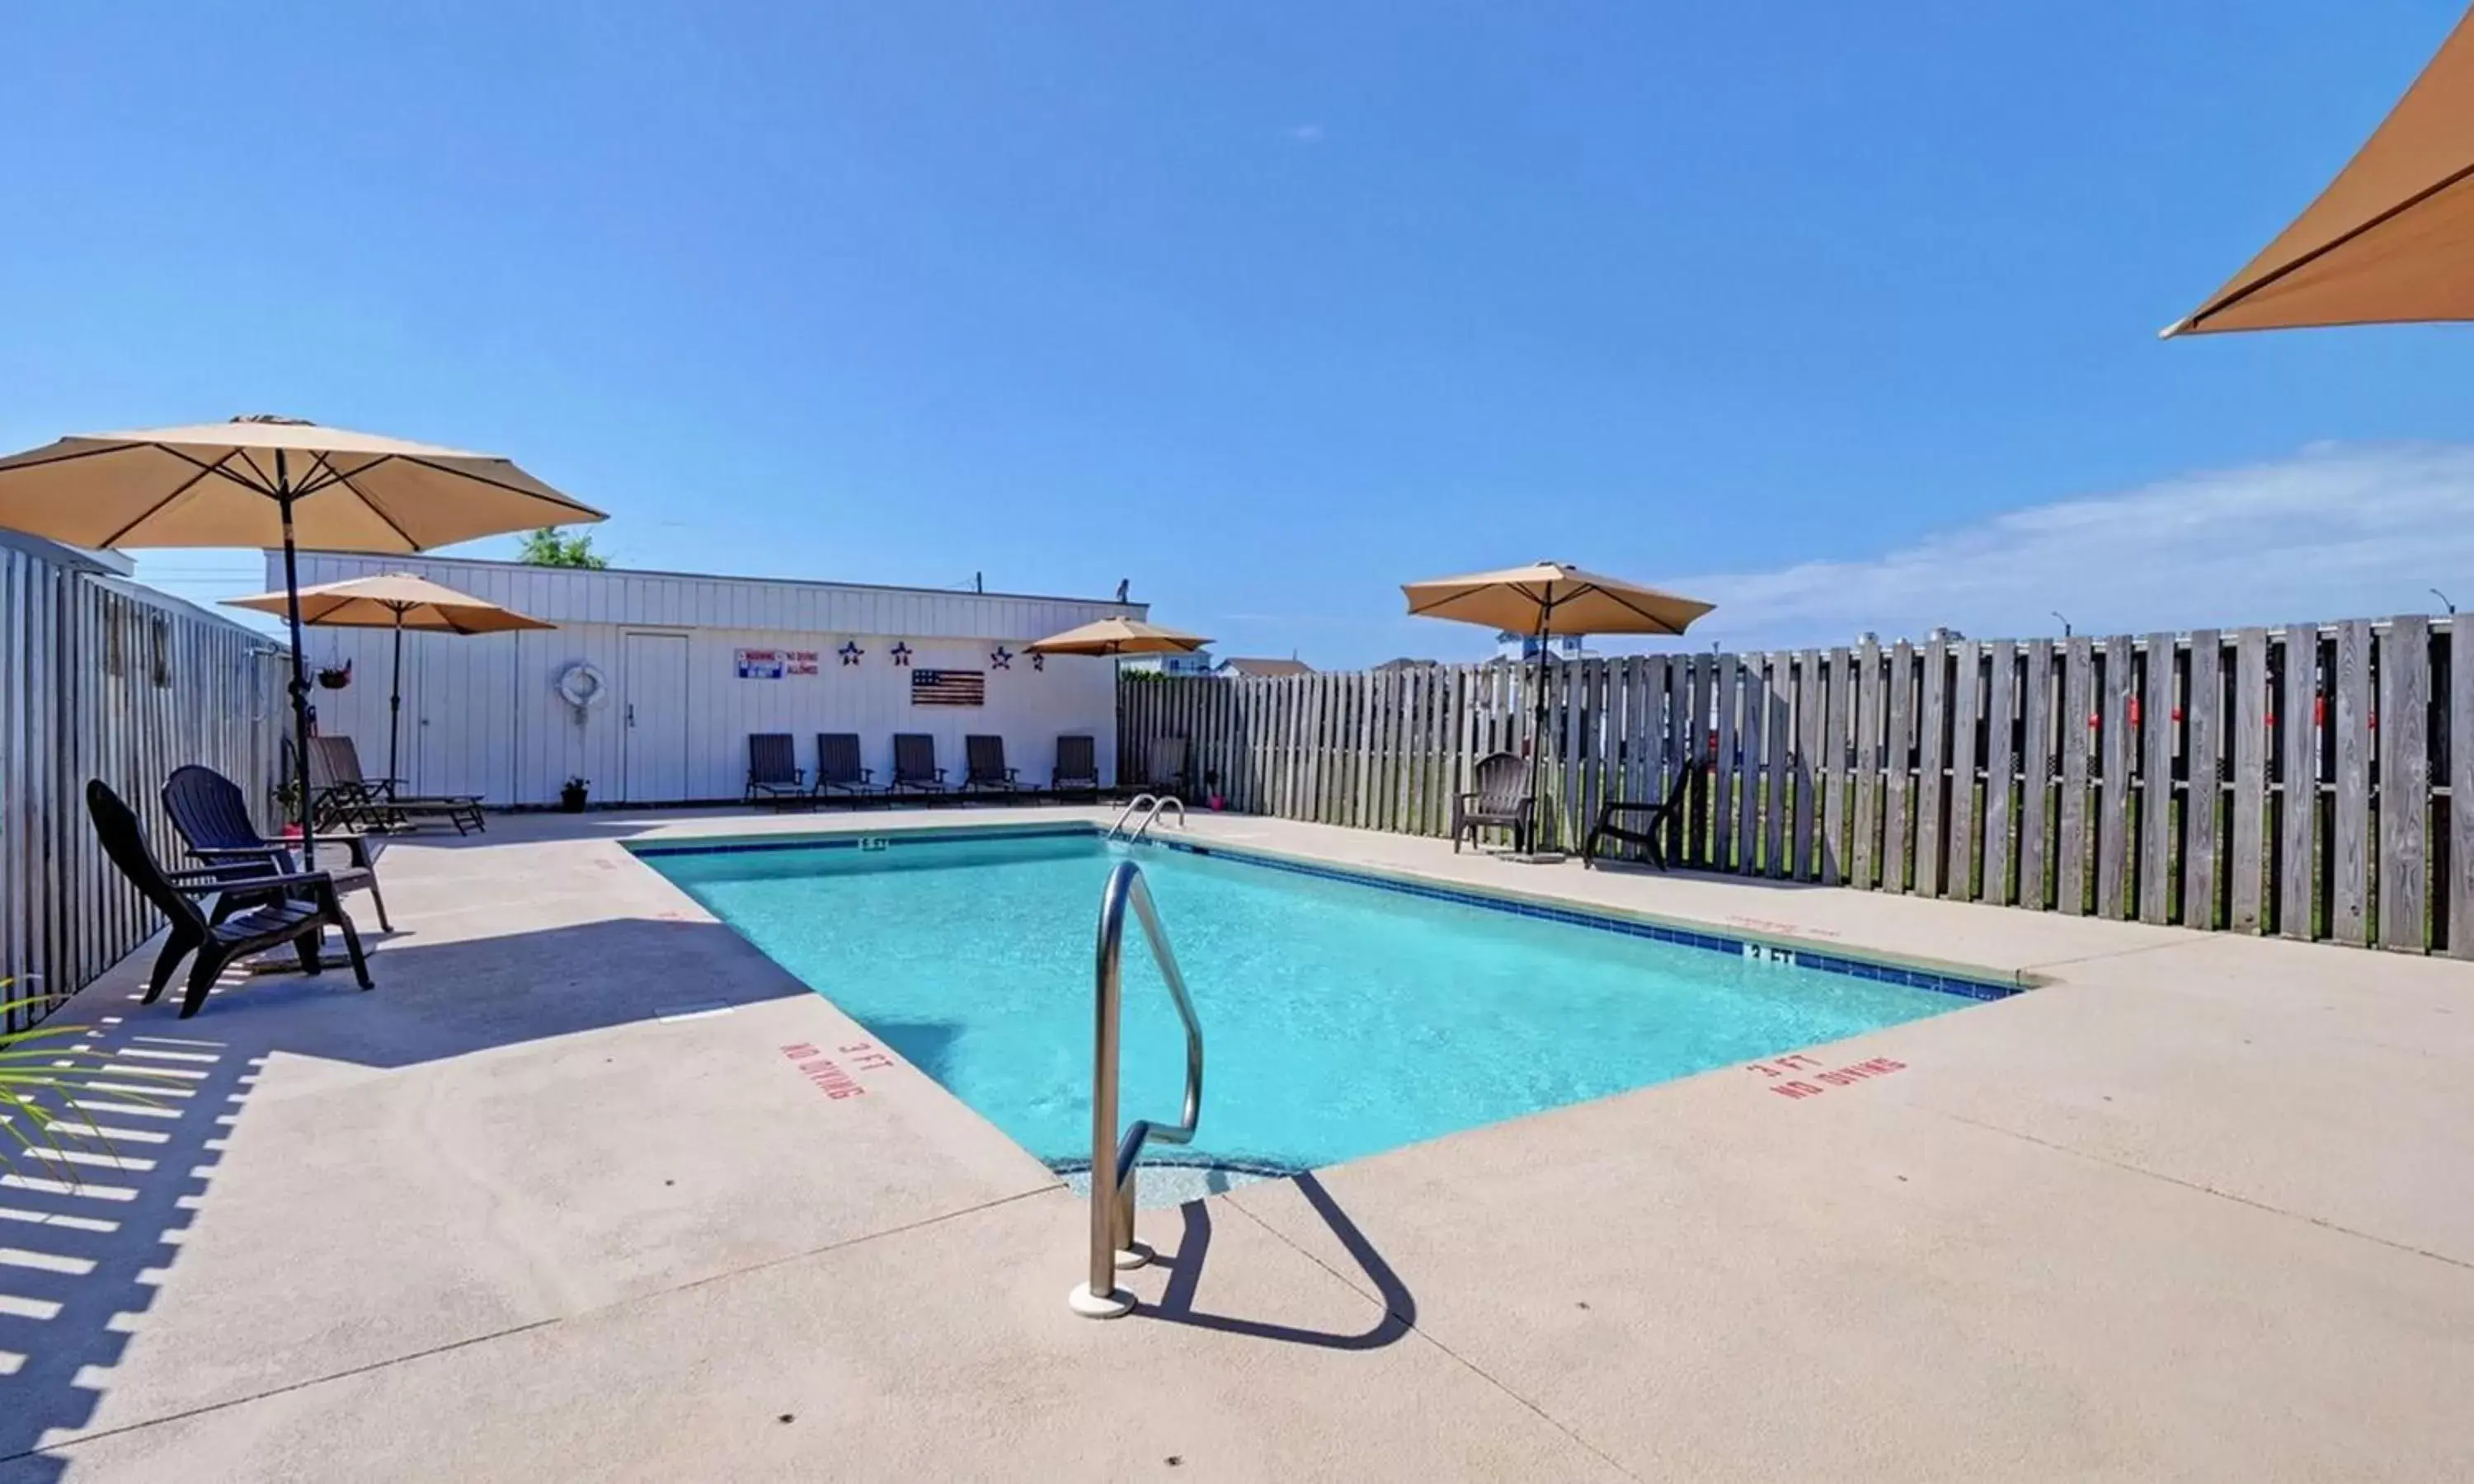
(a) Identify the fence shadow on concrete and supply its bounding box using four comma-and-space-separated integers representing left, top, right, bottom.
0, 1015, 258, 1478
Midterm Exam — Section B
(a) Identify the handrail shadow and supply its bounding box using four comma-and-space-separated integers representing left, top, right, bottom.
1135, 1172, 1413, 1350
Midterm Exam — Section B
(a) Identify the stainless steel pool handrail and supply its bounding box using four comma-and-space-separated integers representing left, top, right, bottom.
1104, 793, 1159, 840
1070, 859, 1204, 1318
1130, 796, 1185, 841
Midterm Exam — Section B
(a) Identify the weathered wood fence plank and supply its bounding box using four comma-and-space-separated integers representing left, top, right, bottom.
2185, 632, 2222, 930
2378, 615, 2429, 951
2332, 619, 2373, 946
1122, 610, 2461, 961
2231, 628, 2269, 933
1982, 641, 2017, 906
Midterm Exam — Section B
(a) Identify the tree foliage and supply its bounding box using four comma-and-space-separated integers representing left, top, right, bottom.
517, 527, 609, 570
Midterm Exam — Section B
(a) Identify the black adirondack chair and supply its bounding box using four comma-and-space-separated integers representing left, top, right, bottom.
745, 734, 807, 806
1053, 735, 1099, 795
163, 764, 393, 931
891, 734, 948, 794
962, 735, 1021, 796
813, 734, 882, 799
1583, 763, 1697, 870
87, 779, 371, 1019
1451, 751, 1536, 854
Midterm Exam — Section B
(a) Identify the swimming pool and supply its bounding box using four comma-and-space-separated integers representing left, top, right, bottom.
640, 829, 2001, 1186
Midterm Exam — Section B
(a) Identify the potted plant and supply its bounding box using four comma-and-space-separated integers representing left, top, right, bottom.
560, 776, 590, 812
1204, 769, 1224, 812
316, 658, 353, 689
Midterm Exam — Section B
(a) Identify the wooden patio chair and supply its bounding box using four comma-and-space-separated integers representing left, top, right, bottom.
1583, 763, 1696, 870
87, 779, 371, 1019
812, 733, 882, 801
163, 764, 392, 932
891, 734, 950, 795
962, 735, 1022, 796
1451, 751, 1535, 854
745, 733, 807, 807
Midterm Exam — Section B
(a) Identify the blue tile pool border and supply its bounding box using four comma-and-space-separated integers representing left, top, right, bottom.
628, 823, 1097, 859
626, 824, 2021, 1003
1150, 840, 2020, 1003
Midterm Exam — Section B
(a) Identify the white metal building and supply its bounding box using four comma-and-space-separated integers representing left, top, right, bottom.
273, 552, 1142, 807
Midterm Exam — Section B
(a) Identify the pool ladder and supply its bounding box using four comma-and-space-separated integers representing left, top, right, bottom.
1105, 793, 1186, 843
1068, 859, 1204, 1318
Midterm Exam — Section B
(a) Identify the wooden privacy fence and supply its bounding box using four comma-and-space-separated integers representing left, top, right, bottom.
1119, 614, 2474, 956
0, 538, 287, 1031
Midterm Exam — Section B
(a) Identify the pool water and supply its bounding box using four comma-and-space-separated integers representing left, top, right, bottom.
644, 832, 1978, 1177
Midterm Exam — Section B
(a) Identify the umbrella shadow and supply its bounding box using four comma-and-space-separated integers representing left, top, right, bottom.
1135, 1172, 1413, 1350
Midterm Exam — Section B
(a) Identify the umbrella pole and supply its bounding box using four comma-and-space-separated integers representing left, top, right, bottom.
388, 611, 404, 792
1527, 610, 1550, 854
275, 457, 316, 871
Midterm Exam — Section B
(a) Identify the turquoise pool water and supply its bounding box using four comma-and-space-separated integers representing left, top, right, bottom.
643, 831, 1980, 1176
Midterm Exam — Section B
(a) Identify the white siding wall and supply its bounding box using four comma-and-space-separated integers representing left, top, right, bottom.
281, 554, 1132, 805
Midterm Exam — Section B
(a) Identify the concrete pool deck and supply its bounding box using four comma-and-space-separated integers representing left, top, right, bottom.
2, 805, 2469, 1481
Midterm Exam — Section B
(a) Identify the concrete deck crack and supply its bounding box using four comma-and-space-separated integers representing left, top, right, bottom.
1221, 1195, 1647, 1483
2015, 937, 2212, 974
1923, 1107, 2474, 1274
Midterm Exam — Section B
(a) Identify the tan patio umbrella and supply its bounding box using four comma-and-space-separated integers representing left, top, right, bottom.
0, 416, 601, 863
1026, 615, 1214, 656
2167, 9, 2474, 336
225, 574, 555, 792
1403, 561, 1715, 854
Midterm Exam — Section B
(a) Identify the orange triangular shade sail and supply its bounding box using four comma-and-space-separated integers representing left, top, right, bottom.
2170, 9, 2474, 335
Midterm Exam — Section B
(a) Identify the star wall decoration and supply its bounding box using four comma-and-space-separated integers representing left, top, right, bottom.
990, 646, 1014, 670
890, 642, 913, 667
1031, 652, 1046, 672
838, 641, 864, 666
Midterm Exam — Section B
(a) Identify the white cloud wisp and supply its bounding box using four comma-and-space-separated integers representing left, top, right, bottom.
1679, 443, 2474, 650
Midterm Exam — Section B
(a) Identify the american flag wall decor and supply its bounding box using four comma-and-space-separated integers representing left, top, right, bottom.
910, 669, 985, 707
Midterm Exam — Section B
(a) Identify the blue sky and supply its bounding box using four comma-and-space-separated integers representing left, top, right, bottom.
5, 2, 2471, 663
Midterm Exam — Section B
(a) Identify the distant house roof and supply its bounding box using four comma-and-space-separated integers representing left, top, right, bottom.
1219, 656, 1313, 678
1373, 657, 1439, 671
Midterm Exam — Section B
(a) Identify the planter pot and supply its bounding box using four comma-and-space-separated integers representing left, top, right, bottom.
559, 787, 590, 813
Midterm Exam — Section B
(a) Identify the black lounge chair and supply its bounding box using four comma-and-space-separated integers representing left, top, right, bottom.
1451, 751, 1536, 854
308, 735, 484, 834
962, 735, 1022, 796
88, 779, 371, 1019
164, 764, 392, 932
1583, 764, 1697, 870
1053, 735, 1099, 796
891, 734, 948, 795
745, 733, 807, 806
812, 733, 882, 801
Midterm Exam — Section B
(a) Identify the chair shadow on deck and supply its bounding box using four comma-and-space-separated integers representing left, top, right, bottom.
1135, 1172, 1414, 1351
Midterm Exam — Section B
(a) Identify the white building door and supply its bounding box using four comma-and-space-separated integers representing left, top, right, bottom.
622, 632, 690, 803
411, 632, 520, 805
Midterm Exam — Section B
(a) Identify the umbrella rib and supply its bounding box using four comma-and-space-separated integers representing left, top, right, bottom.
0, 440, 145, 474
320, 459, 426, 552
1592, 585, 1692, 636
399, 455, 603, 519
96, 449, 253, 548
2186, 161, 2474, 330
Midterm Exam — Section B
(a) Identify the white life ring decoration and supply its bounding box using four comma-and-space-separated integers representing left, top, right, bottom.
557, 662, 609, 711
